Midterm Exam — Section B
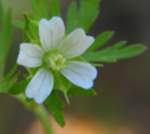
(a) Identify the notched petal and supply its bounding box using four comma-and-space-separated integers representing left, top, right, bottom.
17, 43, 44, 68
39, 17, 65, 50
60, 61, 97, 89
25, 68, 54, 104
59, 28, 95, 58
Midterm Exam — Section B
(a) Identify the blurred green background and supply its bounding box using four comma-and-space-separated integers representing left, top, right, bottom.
0, 0, 150, 133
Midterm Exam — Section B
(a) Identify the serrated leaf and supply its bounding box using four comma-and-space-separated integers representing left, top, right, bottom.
46, 91, 65, 127
84, 48, 118, 63
112, 40, 127, 49
89, 31, 114, 51
30, 0, 49, 20
50, 0, 61, 16
116, 44, 146, 59
67, 0, 101, 32
84, 43, 146, 63
68, 86, 96, 96
79, 0, 100, 31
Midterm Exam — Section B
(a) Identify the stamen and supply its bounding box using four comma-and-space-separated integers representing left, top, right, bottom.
44, 51, 66, 71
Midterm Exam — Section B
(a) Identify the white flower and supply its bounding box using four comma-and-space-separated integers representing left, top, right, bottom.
17, 16, 97, 104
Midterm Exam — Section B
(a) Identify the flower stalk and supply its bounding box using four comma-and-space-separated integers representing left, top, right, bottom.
32, 104, 53, 134
15, 94, 53, 134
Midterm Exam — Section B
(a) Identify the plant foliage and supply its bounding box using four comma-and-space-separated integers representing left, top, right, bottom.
0, 0, 146, 127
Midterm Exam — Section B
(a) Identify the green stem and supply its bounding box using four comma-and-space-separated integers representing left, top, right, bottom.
33, 105, 53, 134
15, 94, 53, 134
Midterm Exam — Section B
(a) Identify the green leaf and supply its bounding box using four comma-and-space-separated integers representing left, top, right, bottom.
0, 72, 17, 93
0, 8, 12, 75
50, 0, 61, 16
46, 91, 65, 127
66, 2, 78, 32
68, 86, 96, 96
0, 78, 16, 93
84, 43, 146, 63
30, 0, 49, 20
53, 72, 72, 104
89, 31, 114, 51
116, 44, 146, 59
24, 15, 39, 43
67, 0, 101, 32
112, 40, 127, 49
9, 79, 29, 95
0, 65, 19, 93
54, 72, 71, 92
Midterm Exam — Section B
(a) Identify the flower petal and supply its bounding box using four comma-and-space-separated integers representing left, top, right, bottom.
39, 17, 65, 50
25, 68, 54, 104
17, 43, 43, 68
59, 28, 95, 58
60, 61, 97, 89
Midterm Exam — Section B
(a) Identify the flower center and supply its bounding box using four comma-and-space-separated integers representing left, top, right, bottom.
44, 51, 66, 71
